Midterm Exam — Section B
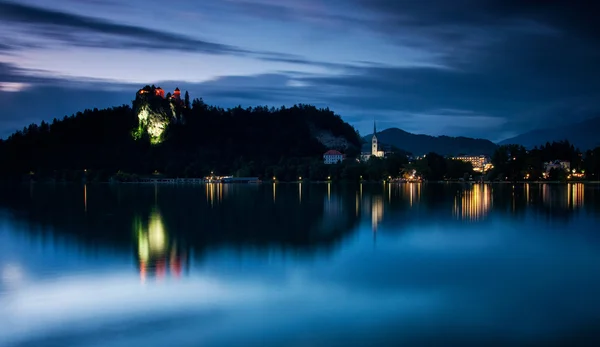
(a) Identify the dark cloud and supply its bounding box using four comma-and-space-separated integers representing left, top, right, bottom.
336, 0, 600, 136
357, 0, 600, 36
0, 1, 358, 70
349, 0, 599, 63
0, 61, 51, 84
0, 1, 245, 55
0, 43, 12, 52
2, 0, 599, 141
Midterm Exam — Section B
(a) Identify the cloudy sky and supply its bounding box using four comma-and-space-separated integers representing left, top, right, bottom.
0, 0, 598, 141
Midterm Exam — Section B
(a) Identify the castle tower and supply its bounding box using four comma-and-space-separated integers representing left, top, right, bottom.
371, 120, 378, 156
154, 87, 165, 98
173, 87, 181, 100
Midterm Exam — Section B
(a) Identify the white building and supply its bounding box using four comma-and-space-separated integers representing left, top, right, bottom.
323, 150, 344, 164
452, 155, 492, 172
544, 160, 570, 173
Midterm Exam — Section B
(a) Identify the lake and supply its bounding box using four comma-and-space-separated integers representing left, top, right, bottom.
1, 183, 600, 346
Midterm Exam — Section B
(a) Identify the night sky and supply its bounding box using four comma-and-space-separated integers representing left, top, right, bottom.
0, 0, 598, 141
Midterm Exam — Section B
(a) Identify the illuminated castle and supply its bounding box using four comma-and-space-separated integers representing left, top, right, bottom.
136, 85, 181, 101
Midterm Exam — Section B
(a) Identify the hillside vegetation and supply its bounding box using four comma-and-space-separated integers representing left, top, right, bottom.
0, 86, 362, 181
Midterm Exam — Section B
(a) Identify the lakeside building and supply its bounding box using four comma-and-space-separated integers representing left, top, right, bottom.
323, 150, 345, 164
543, 160, 572, 179
452, 155, 493, 172
544, 160, 571, 173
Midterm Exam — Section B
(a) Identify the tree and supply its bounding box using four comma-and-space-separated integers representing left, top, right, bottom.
184, 91, 190, 109
446, 159, 473, 179
491, 144, 527, 181
423, 152, 446, 180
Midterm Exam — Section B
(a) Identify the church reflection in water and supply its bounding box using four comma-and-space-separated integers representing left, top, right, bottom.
135, 208, 189, 283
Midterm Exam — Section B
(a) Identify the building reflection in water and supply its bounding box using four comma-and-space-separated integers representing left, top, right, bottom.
84, 184, 88, 213
320, 184, 348, 233
570, 183, 585, 208
206, 183, 225, 207
453, 184, 492, 222
542, 183, 584, 210
371, 195, 383, 232
402, 183, 421, 207
356, 191, 360, 217
136, 208, 189, 283
356, 185, 384, 233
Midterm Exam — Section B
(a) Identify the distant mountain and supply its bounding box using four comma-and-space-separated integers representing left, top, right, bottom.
363, 128, 498, 156
500, 117, 600, 150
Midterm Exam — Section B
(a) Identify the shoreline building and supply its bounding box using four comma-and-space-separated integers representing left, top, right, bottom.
452, 155, 493, 172
323, 150, 345, 164
543, 160, 571, 178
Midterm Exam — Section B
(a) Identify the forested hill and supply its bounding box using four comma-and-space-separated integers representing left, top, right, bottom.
0, 86, 361, 181
364, 128, 498, 156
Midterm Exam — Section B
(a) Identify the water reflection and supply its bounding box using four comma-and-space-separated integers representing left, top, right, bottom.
135, 208, 189, 282
1, 183, 600, 346
402, 182, 421, 207
206, 182, 226, 207
453, 184, 492, 221
371, 195, 384, 232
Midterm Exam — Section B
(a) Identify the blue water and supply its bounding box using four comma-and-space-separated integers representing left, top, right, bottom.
1, 183, 600, 346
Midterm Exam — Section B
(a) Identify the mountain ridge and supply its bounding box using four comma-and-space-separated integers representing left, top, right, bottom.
499, 117, 600, 150
363, 128, 498, 156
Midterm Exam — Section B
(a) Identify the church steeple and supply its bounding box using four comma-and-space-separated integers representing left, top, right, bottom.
371, 119, 378, 156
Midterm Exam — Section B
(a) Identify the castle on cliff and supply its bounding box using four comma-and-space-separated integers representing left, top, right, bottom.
137, 86, 183, 104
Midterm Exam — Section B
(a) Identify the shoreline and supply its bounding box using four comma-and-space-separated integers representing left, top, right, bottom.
7, 180, 600, 185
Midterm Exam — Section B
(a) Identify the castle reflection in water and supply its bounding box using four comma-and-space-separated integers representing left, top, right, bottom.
134, 208, 189, 283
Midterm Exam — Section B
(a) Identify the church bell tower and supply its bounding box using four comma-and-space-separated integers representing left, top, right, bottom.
371, 120, 378, 156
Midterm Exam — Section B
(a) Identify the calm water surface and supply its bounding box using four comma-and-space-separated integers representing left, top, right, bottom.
1, 183, 600, 346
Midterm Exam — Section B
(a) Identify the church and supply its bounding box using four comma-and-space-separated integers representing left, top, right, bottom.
361, 121, 386, 161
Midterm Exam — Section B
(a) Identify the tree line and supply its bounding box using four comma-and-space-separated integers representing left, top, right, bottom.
2, 87, 596, 183
489, 141, 600, 181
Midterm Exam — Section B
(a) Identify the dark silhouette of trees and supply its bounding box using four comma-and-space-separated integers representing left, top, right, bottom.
0, 94, 369, 182
490, 141, 595, 181
3, 89, 597, 183
184, 91, 190, 109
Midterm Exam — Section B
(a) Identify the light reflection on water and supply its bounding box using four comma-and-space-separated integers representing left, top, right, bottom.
1, 183, 600, 346
453, 184, 492, 221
